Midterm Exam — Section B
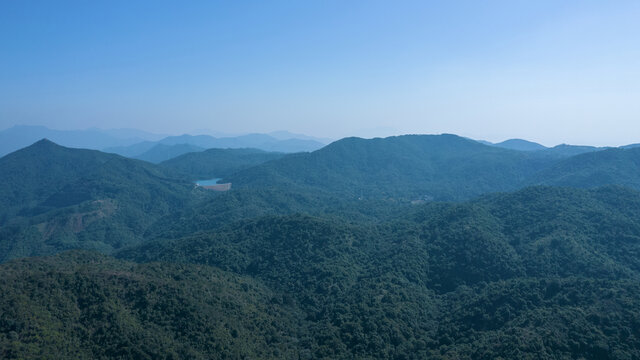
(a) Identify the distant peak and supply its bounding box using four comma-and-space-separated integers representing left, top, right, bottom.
493, 139, 547, 151
35, 138, 57, 145
34, 138, 54, 145
26, 138, 65, 151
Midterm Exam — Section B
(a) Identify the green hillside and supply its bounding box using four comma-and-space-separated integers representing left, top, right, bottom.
159, 147, 285, 180
123, 186, 640, 289
0, 140, 206, 262
4, 138, 640, 358
0, 251, 303, 359
116, 186, 640, 358
4, 137, 640, 264
224, 134, 555, 201
532, 147, 640, 189
223, 135, 640, 202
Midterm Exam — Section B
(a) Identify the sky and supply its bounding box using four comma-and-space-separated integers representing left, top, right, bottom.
1, 0, 639, 146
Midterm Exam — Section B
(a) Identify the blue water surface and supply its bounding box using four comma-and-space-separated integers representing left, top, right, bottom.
196, 178, 221, 186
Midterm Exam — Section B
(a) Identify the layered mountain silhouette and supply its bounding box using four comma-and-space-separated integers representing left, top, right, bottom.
0, 125, 328, 158
0, 125, 164, 157
224, 134, 640, 200
105, 133, 326, 158
133, 143, 205, 163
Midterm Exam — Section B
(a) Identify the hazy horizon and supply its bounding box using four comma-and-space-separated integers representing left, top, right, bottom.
2, 1, 639, 146
4, 3, 640, 356
4, 123, 640, 149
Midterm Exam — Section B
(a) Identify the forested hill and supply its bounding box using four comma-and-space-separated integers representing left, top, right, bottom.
114, 185, 640, 358
224, 134, 640, 201
3, 137, 640, 358
123, 186, 640, 289
0, 251, 305, 359
225, 134, 555, 200
0, 139, 130, 216
0, 139, 207, 262
530, 147, 640, 189
133, 143, 205, 163
491, 138, 547, 151
159, 147, 286, 180
4, 136, 640, 264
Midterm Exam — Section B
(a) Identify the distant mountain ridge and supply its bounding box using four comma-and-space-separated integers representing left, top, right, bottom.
225, 134, 640, 201
531, 147, 640, 189
267, 130, 334, 144
134, 143, 205, 163
0, 125, 328, 158
105, 133, 326, 158
0, 125, 165, 157
4, 125, 635, 160
492, 138, 548, 151
538, 144, 604, 157
225, 134, 554, 200
480, 138, 604, 156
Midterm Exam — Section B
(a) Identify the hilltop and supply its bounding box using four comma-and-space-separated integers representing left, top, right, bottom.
225, 134, 554, 200
0, 139, 205, 262
160, 147, 286, 180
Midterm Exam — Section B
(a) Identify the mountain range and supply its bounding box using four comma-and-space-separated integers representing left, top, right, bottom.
5, 134, 640, 259
0, 125, 330, 158
0, 125, 165, 157
2, 133, 640, 358
104, 133, 327, 158
225, 134, 639, 201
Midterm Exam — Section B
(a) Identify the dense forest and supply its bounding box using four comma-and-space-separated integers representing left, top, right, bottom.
159, 148, 286, 180
2, 135, 640, 358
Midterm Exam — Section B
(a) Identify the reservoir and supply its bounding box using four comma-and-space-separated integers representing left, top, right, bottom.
195, 178, 231, 191
195, 178, 221, 186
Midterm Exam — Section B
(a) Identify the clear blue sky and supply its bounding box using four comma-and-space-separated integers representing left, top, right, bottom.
1, 0, 639, 145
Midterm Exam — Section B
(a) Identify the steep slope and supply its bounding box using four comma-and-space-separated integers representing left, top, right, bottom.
0, 140, 204, 262
159, 148, 286, 180
0, 251, 303, 359
133, 143, 204, 163
225, 134, 555, 201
